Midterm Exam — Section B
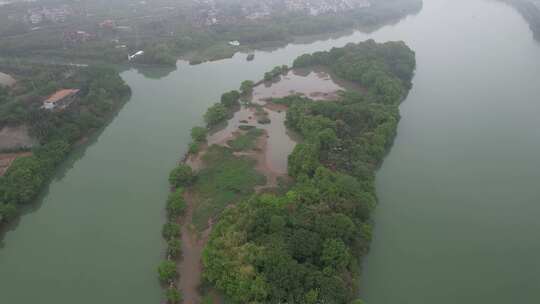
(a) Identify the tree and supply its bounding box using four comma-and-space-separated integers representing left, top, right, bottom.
204, 103, 228, 127
220, 90, 240, 108
157, 260, 177, 283
190, 126, 208, 143
318, 128, 338, 151
240, 80, 254, 95
288, 143, 320, 178
166, 188, 186, 218
166, 288, 182, 304
264, 72, 273, 81
162, 222, 181, 240
169, 164, 195, 187
167, 239, 182, 258
0, 203, 18, 223
321, 238, 351, 272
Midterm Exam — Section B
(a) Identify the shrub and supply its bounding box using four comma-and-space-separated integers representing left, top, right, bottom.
169, 164, 195, 187
220, 90, 240, 108
166, 288, 182, 304
167, 188, 186, 218
240, 80, 254, 95
189, 142, 200, 154
167, 239, 182, 258
162, 222, 181, 240
0, 203, 18, 223
204, 103, 228, 127
157, 260, 177, 284
191, 127, 208, 143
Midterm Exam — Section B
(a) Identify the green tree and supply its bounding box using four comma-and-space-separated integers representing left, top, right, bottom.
162, 222, 181, 240
189, 142, 200, 154
288, 143, 320, 178
0, 203, 18, 223
240, 80, 254, 95
169, 164, 195, 187
204, 103, 228, 127
191, 126, 208, 143
157, 260, 177, 283
166, 288, 182, 304
220, 90, 240, 108
321, 238, 351, 272
167, 239, 182, 258
166, 188, 186, 218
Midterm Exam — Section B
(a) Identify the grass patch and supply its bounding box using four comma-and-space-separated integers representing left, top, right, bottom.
191, 145, 266, 230
227, 128, 264, 152
189, 43, 238, 63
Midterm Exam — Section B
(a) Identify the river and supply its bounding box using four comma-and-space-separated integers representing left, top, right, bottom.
0, 0, 539, 303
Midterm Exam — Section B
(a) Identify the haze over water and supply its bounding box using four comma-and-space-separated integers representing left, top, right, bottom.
360, 0, 540, 302
0, 0, 539, 303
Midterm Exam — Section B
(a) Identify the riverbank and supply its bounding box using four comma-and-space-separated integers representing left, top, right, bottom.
0, 64, 131, 230
161, 40, 416, 304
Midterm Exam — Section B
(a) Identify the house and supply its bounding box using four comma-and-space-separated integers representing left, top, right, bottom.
228, 40, 240, 47
42, 89, 79, 110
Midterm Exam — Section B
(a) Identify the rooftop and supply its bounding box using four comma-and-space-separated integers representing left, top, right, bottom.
44, 89, 80, 104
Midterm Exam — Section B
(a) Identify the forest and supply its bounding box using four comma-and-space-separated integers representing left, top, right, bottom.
200, 40, 416, 303
0, 64, 131, 224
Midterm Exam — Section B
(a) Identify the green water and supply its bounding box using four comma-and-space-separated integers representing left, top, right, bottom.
1, 0, 539, 303
361, 0, 540, 303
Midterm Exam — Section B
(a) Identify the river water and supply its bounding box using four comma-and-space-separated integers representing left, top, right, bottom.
1, 0, 539, 303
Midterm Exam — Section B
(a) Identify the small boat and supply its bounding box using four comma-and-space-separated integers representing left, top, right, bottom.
247, 53, 255, 61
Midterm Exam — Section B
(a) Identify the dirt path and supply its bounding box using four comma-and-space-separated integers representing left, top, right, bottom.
178, 191, 213, 304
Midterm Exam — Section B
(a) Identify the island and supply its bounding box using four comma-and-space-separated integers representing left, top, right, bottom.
159, 39, 416, 303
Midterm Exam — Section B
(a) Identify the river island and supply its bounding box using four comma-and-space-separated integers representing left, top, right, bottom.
159, 39, 416, 304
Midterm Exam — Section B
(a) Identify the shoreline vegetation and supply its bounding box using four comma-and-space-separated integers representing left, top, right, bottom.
0, 62, 131, 231
0, 0, 422, 67
160, 39, 416, 303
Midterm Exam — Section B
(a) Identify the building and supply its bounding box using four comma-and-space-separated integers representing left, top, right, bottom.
128, 50, 144, 61
42, 89, 79, 110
